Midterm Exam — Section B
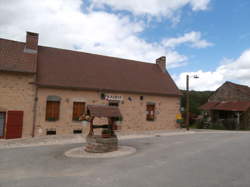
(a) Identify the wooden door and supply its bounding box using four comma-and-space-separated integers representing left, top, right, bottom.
6, 111, 23, 139
0, 112, 5, 138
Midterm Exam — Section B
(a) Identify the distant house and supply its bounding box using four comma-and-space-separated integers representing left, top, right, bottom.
0, 31, 181, 139
200, 81, 250, 129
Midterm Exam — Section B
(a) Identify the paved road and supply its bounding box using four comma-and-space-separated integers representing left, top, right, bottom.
1, 132, 250, 187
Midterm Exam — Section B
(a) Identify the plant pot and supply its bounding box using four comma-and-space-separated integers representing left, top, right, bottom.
102, 129, 112, 138
102, 133, 112, 138
81, 120, 89, 125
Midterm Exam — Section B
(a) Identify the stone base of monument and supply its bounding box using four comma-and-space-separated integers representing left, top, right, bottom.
64, 145, 136, 158
85, 135, 118, 153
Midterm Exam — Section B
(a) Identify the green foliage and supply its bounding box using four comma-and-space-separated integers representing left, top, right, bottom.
102, 129, 112, 134
193, 119, 226, 130
194, 120, 205, 129
209, 123, 225, 130
181, 90, 213, 115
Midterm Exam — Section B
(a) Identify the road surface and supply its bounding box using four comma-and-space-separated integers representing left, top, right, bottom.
1, 132, 250, 187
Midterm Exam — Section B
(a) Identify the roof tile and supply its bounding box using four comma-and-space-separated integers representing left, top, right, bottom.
36, 46, 180, 96
0, 37, 180, 96
200, 101, 250, 112
0, 39, 36, 73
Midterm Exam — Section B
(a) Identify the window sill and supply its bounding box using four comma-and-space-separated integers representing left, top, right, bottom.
46, 120, 59, 122
146, 119, 156, 122
72, 120, 82, 123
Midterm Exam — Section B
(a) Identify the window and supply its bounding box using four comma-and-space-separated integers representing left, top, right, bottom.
46, 101, 60, 121
109, 101, 120, 121
146, 104, 155, 121
73, 129, 82, 134
72, 102, 85, 121
46, 129, 56, 135
100, 93, 106, 100
109, 101, 119, 107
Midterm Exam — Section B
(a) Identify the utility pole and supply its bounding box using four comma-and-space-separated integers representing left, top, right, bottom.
186, 75, 190, 131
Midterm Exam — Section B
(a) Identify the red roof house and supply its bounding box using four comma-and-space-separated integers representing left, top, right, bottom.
0, 31, 181, 139
200, 81, 250, 129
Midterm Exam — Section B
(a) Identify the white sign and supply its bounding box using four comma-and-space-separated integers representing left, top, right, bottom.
105, 95, 123, 101
81, 120, 89, 125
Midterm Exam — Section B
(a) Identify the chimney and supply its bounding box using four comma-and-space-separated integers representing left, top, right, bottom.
156, 56, 166, 72
24, 31, 39, 54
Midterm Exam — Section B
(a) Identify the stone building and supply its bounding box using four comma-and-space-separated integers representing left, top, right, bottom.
0, 31, 180, 139
200, 81, 250, 129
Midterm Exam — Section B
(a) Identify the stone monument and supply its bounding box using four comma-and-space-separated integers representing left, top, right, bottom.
80, 105, 122, 153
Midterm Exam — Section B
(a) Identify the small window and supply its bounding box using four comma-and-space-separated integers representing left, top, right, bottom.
46, 129, 56, 135
72, 102, 85, 121
146, 104, 155, 121
100, 93, 106, 100
109, 101, 119, 107
109, 101, 120, 121
73, 129, 82, 134
46, 101, 60, 121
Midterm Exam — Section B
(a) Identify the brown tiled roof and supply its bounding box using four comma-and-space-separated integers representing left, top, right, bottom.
200, 102, 219, 110
213, 101, 250, 111
0, 37, 180, 96
0, 39, 36, 73
200, 101, 250, 112
226, 81, 250, 96
87, 105, 122, 117
36, 46, 180, 96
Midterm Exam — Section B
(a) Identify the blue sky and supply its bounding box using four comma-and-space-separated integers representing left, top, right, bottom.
169, 0, 250, 73
0, 0, 250, 90
133, 0, 250, 75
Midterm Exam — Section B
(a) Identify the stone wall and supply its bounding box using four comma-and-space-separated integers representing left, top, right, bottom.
209, 83, 250, 102
0, 72, 36, 137
34, 87, 180, 136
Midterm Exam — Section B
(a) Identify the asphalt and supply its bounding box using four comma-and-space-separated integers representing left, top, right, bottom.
1, 132, 250, 187
0, 129, 191, 149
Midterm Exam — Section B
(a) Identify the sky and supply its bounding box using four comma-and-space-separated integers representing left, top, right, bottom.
0, 0, 250, 91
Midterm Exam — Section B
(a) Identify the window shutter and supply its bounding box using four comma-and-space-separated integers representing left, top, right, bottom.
146, 104, 155, 121
72, 102, 85, 121
46, 101, 60, 121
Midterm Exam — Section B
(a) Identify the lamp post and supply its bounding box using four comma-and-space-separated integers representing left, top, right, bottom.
185, 74, 199, 131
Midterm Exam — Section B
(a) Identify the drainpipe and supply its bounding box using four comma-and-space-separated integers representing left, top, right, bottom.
32, 84, 38, 137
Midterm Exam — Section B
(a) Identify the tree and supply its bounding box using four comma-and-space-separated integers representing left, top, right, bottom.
180, 90, 213, 116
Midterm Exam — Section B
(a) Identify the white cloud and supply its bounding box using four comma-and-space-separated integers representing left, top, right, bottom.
162, 31, 213, 49
0, 0, 214, 71
0, 0, 191, 68
175, 49, 250, 91
91, 0, 211, 19
175, 70, 224, 91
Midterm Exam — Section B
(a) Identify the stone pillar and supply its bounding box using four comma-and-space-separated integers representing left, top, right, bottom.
85, 135, 118, 153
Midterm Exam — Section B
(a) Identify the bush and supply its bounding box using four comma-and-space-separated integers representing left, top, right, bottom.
194, 120, 204, 129
192, 119, 227, 130
209, 122, 225, 130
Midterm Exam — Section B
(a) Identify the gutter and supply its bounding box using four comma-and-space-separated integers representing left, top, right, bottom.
32, 83, 181, 97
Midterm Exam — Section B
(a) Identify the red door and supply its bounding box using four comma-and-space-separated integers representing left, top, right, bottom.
6, 111, 23, 139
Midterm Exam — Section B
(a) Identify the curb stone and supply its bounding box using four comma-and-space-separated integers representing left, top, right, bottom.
1, 129, 249, 149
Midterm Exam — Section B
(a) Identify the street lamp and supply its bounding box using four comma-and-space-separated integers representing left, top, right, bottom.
185, 74, 199, 131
